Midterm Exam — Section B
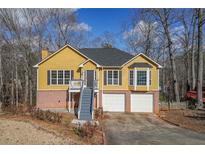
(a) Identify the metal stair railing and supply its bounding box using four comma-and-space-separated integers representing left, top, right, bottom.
90, 80, 95, 120
78, 82, 84, 119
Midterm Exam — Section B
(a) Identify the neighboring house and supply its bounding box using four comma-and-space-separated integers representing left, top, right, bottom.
34, 44, 162, 120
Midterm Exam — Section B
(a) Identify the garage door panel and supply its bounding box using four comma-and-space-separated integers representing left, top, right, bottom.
103, 94, 125, 112
131, 94, 153, 112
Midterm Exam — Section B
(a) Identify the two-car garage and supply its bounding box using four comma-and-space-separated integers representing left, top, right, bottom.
102, 93, 154, 113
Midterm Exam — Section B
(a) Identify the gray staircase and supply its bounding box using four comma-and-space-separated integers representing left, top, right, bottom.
78, 87, 93, 121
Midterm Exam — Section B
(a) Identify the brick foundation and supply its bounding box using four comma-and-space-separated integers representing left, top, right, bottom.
37, 90, 67, 109
37, 90, 98, 110
37, 89, 159, 114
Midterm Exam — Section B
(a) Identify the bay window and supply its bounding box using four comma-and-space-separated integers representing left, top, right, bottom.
137, 71, 147, 85
129, 69, 151, 86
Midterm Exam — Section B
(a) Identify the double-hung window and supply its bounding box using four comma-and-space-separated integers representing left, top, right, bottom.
107, 70, 119, 85
107, 71, 113, 85
137, 71, 147, 85
113, 71, 119, 85
49, 70, 72, 85
129, 70, 150, 86
64, 70, 71, 84
51, 70, 57, 84
58, 70, 64, 85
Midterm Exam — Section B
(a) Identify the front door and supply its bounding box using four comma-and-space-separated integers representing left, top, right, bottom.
86, 70, 94, 88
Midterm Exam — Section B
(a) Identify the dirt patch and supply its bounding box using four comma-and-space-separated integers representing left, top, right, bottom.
0, 113, 103, 145
159, 109, 205, 133
0, 119, 73, 144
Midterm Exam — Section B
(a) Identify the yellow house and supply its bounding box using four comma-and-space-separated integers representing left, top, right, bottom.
34, 44, 162, 120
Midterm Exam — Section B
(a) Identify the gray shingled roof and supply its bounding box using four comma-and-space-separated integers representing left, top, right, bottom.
128, 62, 153, 68
79, 48, 134, 66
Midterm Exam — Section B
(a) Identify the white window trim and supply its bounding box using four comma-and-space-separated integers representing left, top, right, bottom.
136, 70, 147, 86
49, 70, 72, 85
106, 70, 120, 86
131, 69, 151, 89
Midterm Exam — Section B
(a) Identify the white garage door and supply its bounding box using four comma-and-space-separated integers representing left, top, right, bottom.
103, 94, 125, 112
131, 94, 153, 112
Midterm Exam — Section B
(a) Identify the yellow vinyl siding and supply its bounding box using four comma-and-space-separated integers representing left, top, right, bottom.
38, 47, 87, 90
37, 46, 159, 92
102, 55, 159, 91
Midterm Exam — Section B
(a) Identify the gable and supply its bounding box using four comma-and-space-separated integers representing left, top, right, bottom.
122, 53, 162, 69
34, 45, 100, 68
81, 60, 98, 69
38, 46, 87, 69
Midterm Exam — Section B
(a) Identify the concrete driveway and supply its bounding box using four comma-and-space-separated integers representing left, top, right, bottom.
102, 113, 205, 145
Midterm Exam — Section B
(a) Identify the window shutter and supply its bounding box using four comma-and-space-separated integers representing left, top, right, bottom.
119, 71, 122, 85
47, 70, 50, 85
71, 70, 74, 80
104, 71, 107, 85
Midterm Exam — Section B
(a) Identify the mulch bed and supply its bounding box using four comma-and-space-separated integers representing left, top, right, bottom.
159, 109, 205, 133
0, 113, 104, 145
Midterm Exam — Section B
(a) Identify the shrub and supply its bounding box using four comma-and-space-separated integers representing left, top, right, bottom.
31, 108, 62, 123
1, 103, 32, 115
188, 99, 197, 110
73, 122, 98, 138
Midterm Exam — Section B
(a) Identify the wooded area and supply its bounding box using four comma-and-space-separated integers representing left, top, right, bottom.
0, 8, 204, 108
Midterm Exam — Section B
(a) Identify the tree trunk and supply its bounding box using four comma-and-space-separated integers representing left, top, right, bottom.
29, 78, 32, 106
24, 68, 29, 104
15, 56, 18, 107
186, 47, 191, 91
191, 14, 196, 90
0, 49, 3, 103
165, 25, 180, 102
197, 8, 204, 109
11, 71, 14, 105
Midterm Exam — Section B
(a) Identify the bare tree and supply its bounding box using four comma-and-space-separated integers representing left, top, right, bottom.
90, 31, 116, 48
191, 11, 197, 90
196, 8, 204, 109
150, 9, 180, 102
0, 9, 90, 107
